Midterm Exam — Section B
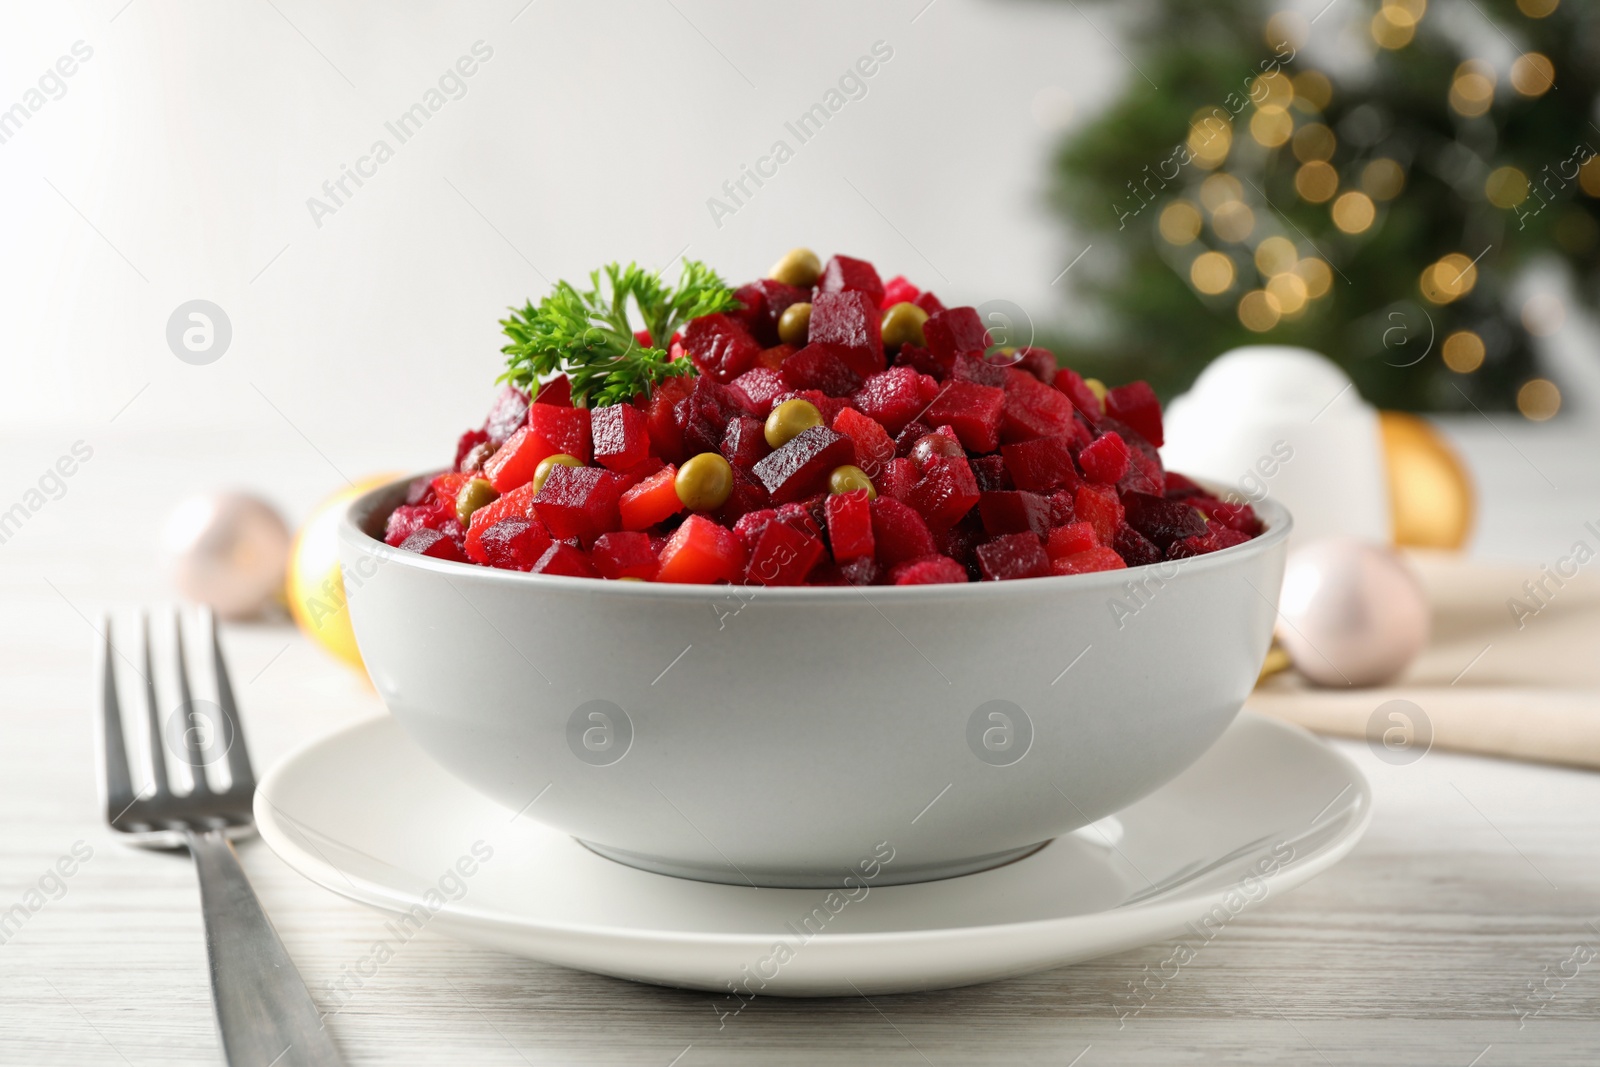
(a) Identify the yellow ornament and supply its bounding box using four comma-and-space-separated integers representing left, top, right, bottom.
286, 475, 399, 670
1378, 412, 1474, 550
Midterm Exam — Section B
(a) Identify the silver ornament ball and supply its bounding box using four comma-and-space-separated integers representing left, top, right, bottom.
161, 492, 291, 618
1276, 537, 1430, 688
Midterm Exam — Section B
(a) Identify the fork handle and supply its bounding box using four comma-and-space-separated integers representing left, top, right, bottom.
187, 829, 345, 1066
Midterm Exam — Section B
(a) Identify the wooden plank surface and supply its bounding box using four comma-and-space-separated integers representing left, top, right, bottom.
2, 423, 1598, 1065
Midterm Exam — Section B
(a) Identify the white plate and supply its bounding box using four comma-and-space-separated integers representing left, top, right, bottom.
256, 712, 1369, 997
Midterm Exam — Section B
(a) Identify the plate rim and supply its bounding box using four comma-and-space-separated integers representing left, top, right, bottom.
257, 711, 1370, 954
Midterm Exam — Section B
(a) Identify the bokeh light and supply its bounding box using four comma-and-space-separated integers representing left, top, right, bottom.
1332, 191, 1376, 233
1255, 236, 1299, 276
1449, 61, 1496, 117
1292, 123, 1336, 163
1421, 253, 1478, 304
1515, 0, 1559, 17
1250, 108, 1294, 147
1516, 379, 1561, 421
1200, 172, 1243, 210
1159, 201, 1203, 245
1296, 161, 1339, 202
1295, 258, 1333, 298
1237, 290, 1282, 331
1362, 159, 1406, 200
1213, 201, 1256, 242
1510, 53, 1555, 97
1442, 331, 1485, 373
1484, 166, 1529, 209
1190, 251, 1236, 294
1292, 71, 1333, 112
1266, 271, 1309, 315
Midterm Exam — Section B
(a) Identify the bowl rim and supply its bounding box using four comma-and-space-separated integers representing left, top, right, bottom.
341, 471, 1292, 600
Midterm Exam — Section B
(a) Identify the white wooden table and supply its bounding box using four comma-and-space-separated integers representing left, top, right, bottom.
3, 420, 1598, 1065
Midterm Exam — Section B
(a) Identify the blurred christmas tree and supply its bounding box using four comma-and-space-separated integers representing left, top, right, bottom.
1045, 0, 1600, 415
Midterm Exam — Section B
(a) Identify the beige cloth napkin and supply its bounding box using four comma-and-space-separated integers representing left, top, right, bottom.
1248, 551, 1600, 769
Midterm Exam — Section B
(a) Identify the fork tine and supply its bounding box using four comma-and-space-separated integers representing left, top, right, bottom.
100, 617, 135, 820
206, 608, 256, 793
141, 611, 170, 797
172, 609, 212, 795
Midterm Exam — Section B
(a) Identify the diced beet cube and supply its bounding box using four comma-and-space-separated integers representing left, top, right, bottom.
1209, 501, 1262, 535
1117, 438, 1165, 496
893, 343, 948, 380
530, 404, 592, 464
1051, 546, 1127, 576
1112, 523, 1164, 567
825, 489, 875, 561
832, 407, 896, 483
780, 343, 864, 397
718, 465, 772, 524
808, 291, 884, 379
643, 376, 694, 465
482, 426, 560, 493
746, 520, 824, 586
755, 344, 794, 371
925, 381, 1005, 453
1164, 471, 1208, 498
591, 531, 659, 580
399, 527, 468, 563
975, 532, 1051, 581
1105, 381, 1164, 447
1053, 368, 1103, 422
1001, 434, 1080, 493
478, 518, 552, 571
881, 275, 920, 309
978, 491, 1053, 538
970, 455, 1011, 492
951, 352, 1010, 388
385, 503, 450, 547
741, 279, 809, 345
1075, 485, 1125, 545
908, 455, 981, 529
728, 367, 787, 417
530, 542, 598, 578
1047, 521, 1099, 559
403, 476, 436, 507
613, 456, 665, 491
1001, 368, 1076, 443
656, 514, 747, 584
923, 307, 990, 361
676, 376, 735, 457
1079, 431, 1131, 485
816, 254, 886, 309
870, 497, 937, 566
533, 465, 628, 542
730, 282, 768, 336
590, 403, 649, 471
732, 508, 780, 548
914, 290, 946, 315
429, 472, 469, 507
533, 375, 572, 407
1047, 488, 1077, 527
894, 420, 935, 457
890, 554, 968, 585
465, 482, 541, 560
879, 457, 918, 502
482, 384, 531, 445
1013, 347, 1058, 383
750, 425, 855, 504
1121, 491, 1207, 549
454, 428, 491, 471
1168, 519, 1253, 560
683, 313, 761, 384
934, 512, 985, 571
720, 416, 771, 468
618, 465, 684, 530
837, 556, 880, 586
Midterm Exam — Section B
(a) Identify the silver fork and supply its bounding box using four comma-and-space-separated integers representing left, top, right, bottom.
101, 609, 343, 1067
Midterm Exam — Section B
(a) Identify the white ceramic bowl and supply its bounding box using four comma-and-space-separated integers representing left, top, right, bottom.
340, 477, 1291, 888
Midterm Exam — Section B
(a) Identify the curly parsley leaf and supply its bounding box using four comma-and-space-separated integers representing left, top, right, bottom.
499, 259, 739, 407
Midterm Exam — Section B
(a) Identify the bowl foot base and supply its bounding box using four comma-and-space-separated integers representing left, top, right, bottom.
575, 838, 1052, 889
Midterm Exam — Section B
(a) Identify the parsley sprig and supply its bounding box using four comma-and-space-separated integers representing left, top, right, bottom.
499, 259, 738, 407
